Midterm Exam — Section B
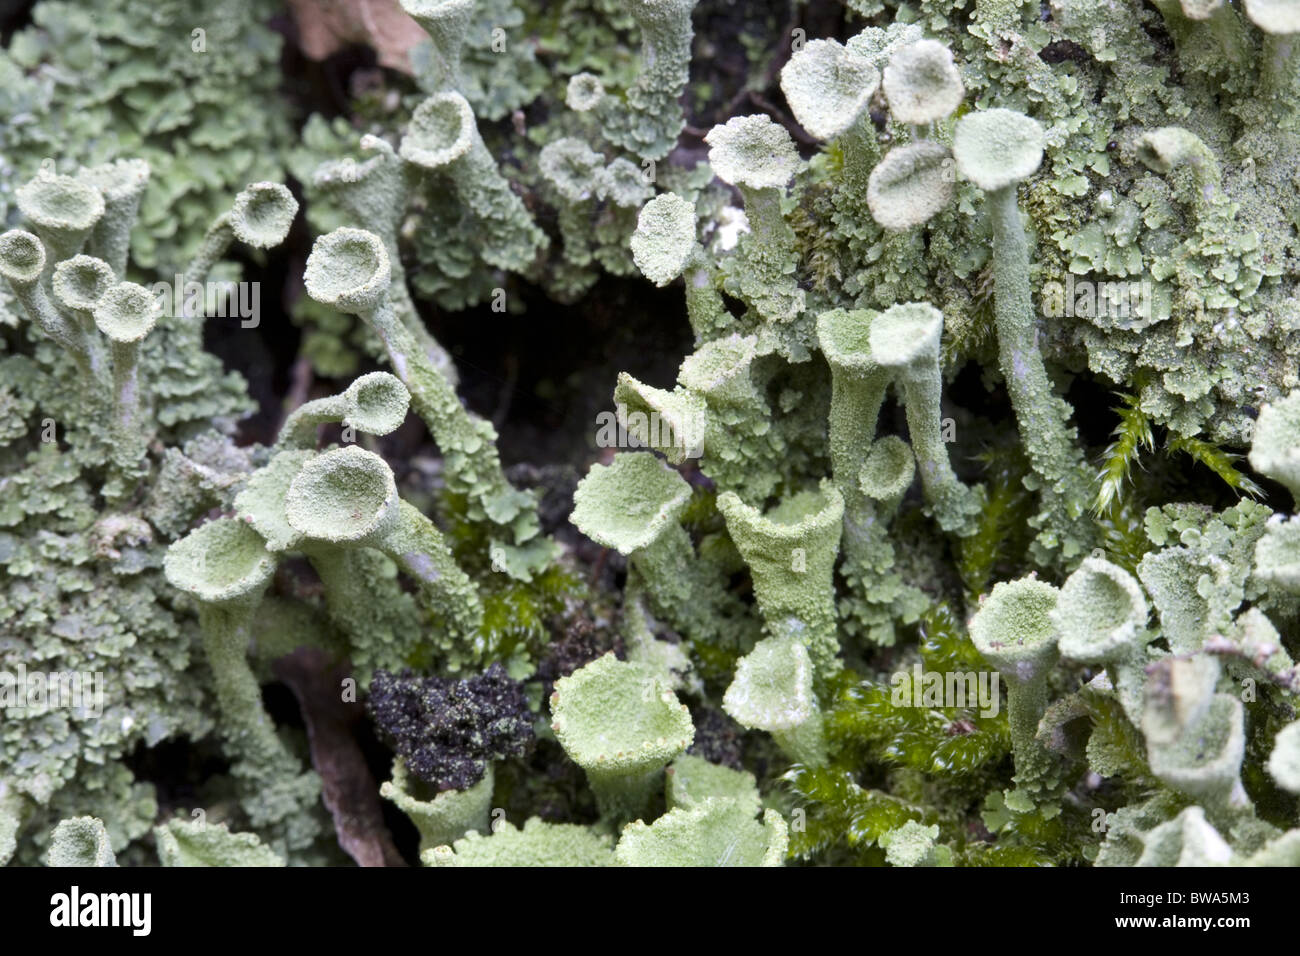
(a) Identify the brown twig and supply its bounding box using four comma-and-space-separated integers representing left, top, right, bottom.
274, 648, 407, 867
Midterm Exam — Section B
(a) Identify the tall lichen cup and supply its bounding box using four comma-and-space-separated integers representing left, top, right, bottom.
717, 483, 845, 682
968, 576, 1061, 789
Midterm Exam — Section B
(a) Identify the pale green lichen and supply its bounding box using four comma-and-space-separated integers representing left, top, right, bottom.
549, 653, 693, 820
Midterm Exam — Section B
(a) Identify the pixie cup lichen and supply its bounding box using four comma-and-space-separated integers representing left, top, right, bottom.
77, 159, 150, 279
380, 758, 494, 854
630, 192, 727, 342
717, 483, 845, 681
163, 518, 318, 833
953, 107, 1090, 557
284, 444, 484, 650
723, 635, 827, 767
93, 281, 162, 474
549, 653, 694, 820
15, 170, 105, 272
187, 182, 298, 289
1052, 556, 1151, 721
870, 301, 980, 534
304, 227, 543, 564
968, 576, 1061, 789
400, 91, 545, 271
274, 371, 410, 451
0, 229, 101, 378
704, 114, 805, 327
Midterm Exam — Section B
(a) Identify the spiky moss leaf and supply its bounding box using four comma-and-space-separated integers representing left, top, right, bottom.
1167, 435, 1264, 499
1095, 392, 1154, 515
822, 607, 1011, 779
783, 764, 929, 861
957, 448, 1034, 599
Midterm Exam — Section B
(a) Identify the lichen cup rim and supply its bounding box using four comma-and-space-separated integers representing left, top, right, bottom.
52, 255, 116, 312
968, 576, 1060, 677
303, 227, 392, 314
93, 281, 161, 343
717, 481, 845, 543
1053, 556, 1149, 663
342, 371, 410, 436
399, 91, 477, 170
816, 307, 879, 372
703, 113, 801, 191
881, 38, 965, 125
779, 37, 880, 141
952, 108, 1044, 193
677, 333, 758, 394
549, 653, 694, 773
0, 229, 48, 284
570, 452, 692, 554
285, 445, 401, 546
16, 172, 106, 232
630, 192, 698, 286
859, 435, 916, 503
229, 182, 298, 249
869, 301, 944, 369
163, 517, 276, 604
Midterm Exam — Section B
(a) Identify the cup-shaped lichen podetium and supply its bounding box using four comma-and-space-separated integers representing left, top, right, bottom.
1147, 693, 1250, 821
163, 519, 286, 777
953, 108, 1091, 554
717, 483, 845, 682
186, 182, 298, 290
723, 635, 827, 767
303, 227, 541, 556
549, 653, 694, 820
630, 192, 727, 342
881, 39, 964, 128
870, 302, 980, 535
15, 171, 105, 270
400, 0, 476, 90
779, 36, 880, 192
400, 91, 545, 272
380, 758, 494, 854
968, 576, 1061, 789
77, 159, 150, 279
51, 254, 114, 370
615, 797, 788, 867
611, 372, 707, 467
570, 452, 702, 636
285, 445, 484, 651
274, 371, 410, 451
704, 114, 805, 325
866, 140, 955, 231
314, 135, 457, 386
0, 229, 100, 378
93, 282, 161, 471
596, 0, 697, 161
1052, 556, 1151, 722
